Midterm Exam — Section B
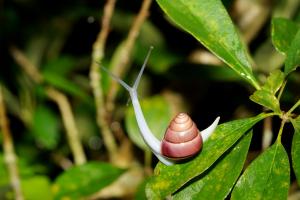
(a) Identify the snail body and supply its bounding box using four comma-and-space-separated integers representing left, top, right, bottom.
100, 47, 220, 165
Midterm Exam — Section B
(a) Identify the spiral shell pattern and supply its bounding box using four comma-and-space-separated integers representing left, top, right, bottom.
161, 113, 202, 159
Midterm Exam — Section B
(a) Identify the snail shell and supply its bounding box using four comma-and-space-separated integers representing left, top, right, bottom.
161, 113, 202, 160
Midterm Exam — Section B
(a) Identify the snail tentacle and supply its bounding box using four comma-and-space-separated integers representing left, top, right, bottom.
133, 46, 153, 90
100, 65, 131, 91
100, 47, 173, 165
100, 47, 220, 166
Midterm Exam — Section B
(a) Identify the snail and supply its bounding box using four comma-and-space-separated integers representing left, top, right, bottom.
161, 112, 202, 160
100, 47, 220, 165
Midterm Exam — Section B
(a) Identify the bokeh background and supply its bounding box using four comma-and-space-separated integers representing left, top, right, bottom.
1, 0, 300, 199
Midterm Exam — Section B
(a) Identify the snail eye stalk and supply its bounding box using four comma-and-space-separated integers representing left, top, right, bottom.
99, 47, 220, 165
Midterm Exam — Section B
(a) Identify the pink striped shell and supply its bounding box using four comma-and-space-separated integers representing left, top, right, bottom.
161, 113, 202, 159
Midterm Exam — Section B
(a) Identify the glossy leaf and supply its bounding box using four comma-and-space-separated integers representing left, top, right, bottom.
231, 142, 290, 200
250, 89, 281, 113
291, 117, 300, 185
125, 95, 172, 150
285, 29, 300, 75
271, 18, 299, 54
146, 113, 271, 199
32, 105, 60, 149
156, 0, 260, 89
22, 176, 53, 200
53, 161, 125, 200
173, 131, 252, 200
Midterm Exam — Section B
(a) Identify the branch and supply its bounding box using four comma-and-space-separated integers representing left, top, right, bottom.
106, 0, 153, 112
93, 0, 116, 61
10, 46, 43, 84
0, 86, 23, 200
287, 99, 300, 116
46, 87, 86, 165
10, 46, 86, 165
89, 0, 118, 162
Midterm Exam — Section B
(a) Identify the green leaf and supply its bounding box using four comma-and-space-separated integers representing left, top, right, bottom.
271, 18, 299, 55
250, 89, 281, 113
250, 70, 284, 113
156, 0, 260, 89
134, 178, 149, 200
285, 29, 300, 75
173, 131, 252, 200
125, 95, 172, 150
146, 113, 271, 199
292, 117, 300, 131
42, 56, 77, 76
262, 70, 285, 95
0, 154, 9, 186
231, 142, 290, 200
0, 153, 46, 186
32, 105, 60, 149
43, 70, 92, 104
291, 117, 300, 185
53, 161, 125, 200
22, 176, 53, 200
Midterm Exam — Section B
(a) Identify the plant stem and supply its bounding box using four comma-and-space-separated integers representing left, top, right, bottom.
46, 87, 86, 165
286, 99, 300, 116
106, 0, 153, 113
10, 46, 43, 84
252, 79, 261, 91
93, 0, 116, 61
89, 0, 118, 162
276, 118, 286, 143
0, 86, 24, 200
277, 80, 287, 101
10, 46, 86, 165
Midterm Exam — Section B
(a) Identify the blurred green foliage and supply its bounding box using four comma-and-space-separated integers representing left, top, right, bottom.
1, 0, 300, 199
